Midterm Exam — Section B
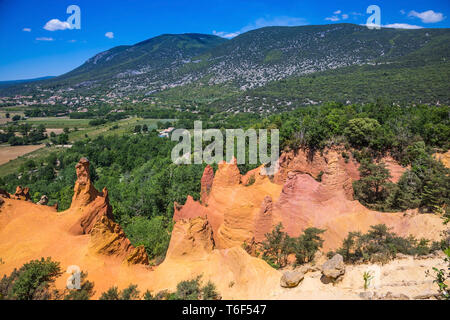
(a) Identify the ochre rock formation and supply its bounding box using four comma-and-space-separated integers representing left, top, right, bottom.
200, 165, 214, 204
0, 158, 150, 298
173, 147, 445, 252
0, 150, 447, 299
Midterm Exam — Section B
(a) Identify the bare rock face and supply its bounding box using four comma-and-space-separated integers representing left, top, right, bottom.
37, 195, 48, 205
71, 157, 99, 208
321, 254, 345, 282
165, 217, 215, 260
89, 215, 149, 265
125, 245, 149, 265
200, 165, 214, 204
13, 186, 31, 201
280, 270, 304, 288
213, 158, 241, 187
69, 158, 113, 235
254, 195, 274, 242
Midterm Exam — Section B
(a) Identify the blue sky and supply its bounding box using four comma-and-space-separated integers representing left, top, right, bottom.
0, 0, 449, 80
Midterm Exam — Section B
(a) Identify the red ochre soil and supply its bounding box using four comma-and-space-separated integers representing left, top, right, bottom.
0, 148, 447, 299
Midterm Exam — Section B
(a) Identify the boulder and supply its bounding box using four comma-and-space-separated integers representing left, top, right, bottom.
37, 195, 49, 205
280, 270, 304, 288
321, 254, 345, 282
0, 189, 10, 199
13, 186, 31, 201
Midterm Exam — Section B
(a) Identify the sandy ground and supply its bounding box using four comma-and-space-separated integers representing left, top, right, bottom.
271, 254, 447, 300
0, 144, 44, 165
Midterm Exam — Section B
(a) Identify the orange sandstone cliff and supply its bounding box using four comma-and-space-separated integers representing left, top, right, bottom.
0, 150, 447, 299
174, 147, 445, 252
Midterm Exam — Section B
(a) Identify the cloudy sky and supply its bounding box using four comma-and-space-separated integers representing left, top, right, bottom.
0, 0, 448, 80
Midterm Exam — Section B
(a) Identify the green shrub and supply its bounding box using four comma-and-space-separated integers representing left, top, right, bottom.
99, 284, 141, 300
293, 228, 325, 265
99, 286, 120, 300
331, 224, 440, 264
0, 257, 62, 300
64, 272, 95, 300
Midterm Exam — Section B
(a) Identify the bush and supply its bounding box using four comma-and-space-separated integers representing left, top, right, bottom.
99, 284, 141, 300
331, 224, 440, 264
142, 277, 220, 300
261, 223, 292, 268
64, 271, 95, 300
99, 286, 120, 300
293, 228, 325, 265
353, 160, 395, 211
0, 257, 62, 300
260, 224, 326, 267
123, 216, 171, 261
344, 118, 380, 148
175, 276, 202, 300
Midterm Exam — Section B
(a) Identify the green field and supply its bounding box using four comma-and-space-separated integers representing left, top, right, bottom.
17, 117, 93, 128
0, 117, 175, 176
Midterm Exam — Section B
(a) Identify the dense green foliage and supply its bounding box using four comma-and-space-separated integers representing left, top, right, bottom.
143, 276, 220, 300
353, 146, 450, 213
0, 257, 61, 300
329, 224, 442, 264
99, 284, 140, 300
0, 123, 47, 145
63, 272, 95, 300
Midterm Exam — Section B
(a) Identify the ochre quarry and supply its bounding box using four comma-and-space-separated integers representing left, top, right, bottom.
174, 147, 446, 252
0, 149, 447, 299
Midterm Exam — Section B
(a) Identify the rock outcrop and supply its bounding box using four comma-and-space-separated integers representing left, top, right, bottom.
172, 147, 445, 252
321, 254, 345, 283
0, 150, 447, 300
68, 158, 114, 235
200, 165, 214, 204
37, 195, 48, 205
280, 270, 304, 288
13, 186, 31, 201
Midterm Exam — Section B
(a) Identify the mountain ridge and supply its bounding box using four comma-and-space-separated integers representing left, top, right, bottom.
1, 23, 449, 109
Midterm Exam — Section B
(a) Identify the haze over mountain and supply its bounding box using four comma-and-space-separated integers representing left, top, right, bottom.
2, 23, 449, 108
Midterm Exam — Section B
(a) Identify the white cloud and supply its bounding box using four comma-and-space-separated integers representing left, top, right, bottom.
333, 10, 342, 15
36, 37, 54, 41
212, 30, 240, 39
325, 16, 340, 22
22, 28, 31, 32
342, 14, 349, 20
383, 23, 423, 29
213, 16, 308, 39
43, 19, 71, 31
361, 23, 423, 30
408, 10, 445, 23
105, 32, 114, 39
400, 9, 406, 15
